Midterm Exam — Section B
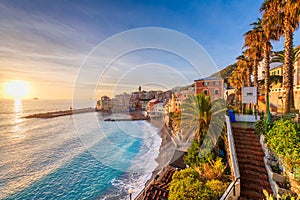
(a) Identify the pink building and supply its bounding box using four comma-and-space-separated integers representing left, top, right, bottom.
194, 77, 224, 101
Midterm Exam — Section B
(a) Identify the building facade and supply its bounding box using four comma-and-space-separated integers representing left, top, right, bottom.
194, 77, 224, 101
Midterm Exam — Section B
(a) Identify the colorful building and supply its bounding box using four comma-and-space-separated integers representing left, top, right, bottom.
194, 77, 224, 101
96, 96, 112, 111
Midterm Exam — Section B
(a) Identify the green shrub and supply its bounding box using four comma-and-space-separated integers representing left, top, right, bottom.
169, 168, 227, 200
245, 109, 253, 115
263, 189, 300, 200
255, 117, 274, 135
226, 105, 240, 115
184, 140, 201, 167
169, 168, 205, 200
255, 118, 267, 135
194, 157, 227, 182
205, 179, 228, 198
266, 119, 300, 171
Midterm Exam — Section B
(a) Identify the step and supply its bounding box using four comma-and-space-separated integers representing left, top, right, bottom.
234, 134, 259, 141
241, 176, 271, 188
232, 127, 255, 132
235, 144, 264, 153
233, 131, 259, 138
241, 181, 272, 195
234, 138, 261, 147
232, 129, 256, 134
240, 189, 265, 200
233, 129, 256, 134
236, 149, 264, 158
234, 132, 259, 139
240, 170, 269, 180
237, 153, 265, 162
243, 184, 273, 196
239, 163, 268, 174
238, 157, 265, 167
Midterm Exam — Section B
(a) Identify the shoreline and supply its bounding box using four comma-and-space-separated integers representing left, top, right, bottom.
136, 117, 175, 199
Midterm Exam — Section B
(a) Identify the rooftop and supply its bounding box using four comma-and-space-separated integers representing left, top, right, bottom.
194, 76, 222, 81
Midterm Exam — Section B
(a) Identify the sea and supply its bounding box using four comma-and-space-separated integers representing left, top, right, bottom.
0, 99, 162, 200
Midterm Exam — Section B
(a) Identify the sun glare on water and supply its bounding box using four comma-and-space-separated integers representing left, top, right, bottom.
4, 80, 30, 100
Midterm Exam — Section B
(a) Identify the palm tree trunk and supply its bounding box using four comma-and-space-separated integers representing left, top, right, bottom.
253, 59, 258, 113
264, 42, 270, 114
247, 66, 251, 87
253, 60, 258, 87
283, 23, 295, 114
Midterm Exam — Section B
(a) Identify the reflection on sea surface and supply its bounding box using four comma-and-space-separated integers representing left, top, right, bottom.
12, 99, 25, 140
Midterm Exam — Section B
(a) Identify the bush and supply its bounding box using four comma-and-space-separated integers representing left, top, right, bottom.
255, 118, 267, 135
169, 168, 227, 200
169, 168, 205, 200
263, 189, 300, 200
184, 139, 217, 167
194, 157, 227, 182
245, 109, 253, 115
205, 179, 228, 198
226, 105, 240, 115
266, 119, 300, 172
255, 118, 273, 135
184, 140, 201, 167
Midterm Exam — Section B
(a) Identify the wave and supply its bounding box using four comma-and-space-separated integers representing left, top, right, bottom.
114, 121, 162, 199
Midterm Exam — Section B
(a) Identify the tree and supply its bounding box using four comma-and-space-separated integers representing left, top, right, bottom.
270, 46, 300, 90
271, 45, 300, 65
229, 60, 247, 111
171, 109, 181, 134
180, 93, 212, 143
236, 54, 252, 87
252, 17, 279, 113
261, 0, 300, 113
244, 20, 264, 87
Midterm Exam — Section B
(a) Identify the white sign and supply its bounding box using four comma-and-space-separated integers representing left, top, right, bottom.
242, 87, 257, 104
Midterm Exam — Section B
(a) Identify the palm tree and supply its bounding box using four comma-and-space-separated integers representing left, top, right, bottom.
180, 93, 212, 143
229, 61, 247, 111
252, 16, 279, 113
236, 54, 252, 87
199, 98, 226, 158
244, 21, 264, 87
261, 0, 300, 113
171, 110, 181, 134
271, 45, 300, 65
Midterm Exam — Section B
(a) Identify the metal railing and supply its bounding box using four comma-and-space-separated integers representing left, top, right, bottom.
220, 115, 240, 200
220, 177, 240, 200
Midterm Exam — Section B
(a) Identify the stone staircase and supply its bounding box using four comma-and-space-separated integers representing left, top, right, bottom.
232, 125, 273, 200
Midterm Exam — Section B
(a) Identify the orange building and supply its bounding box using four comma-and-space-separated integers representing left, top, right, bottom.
194, 77, 224, 101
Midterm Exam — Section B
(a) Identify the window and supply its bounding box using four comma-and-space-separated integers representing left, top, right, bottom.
214, 90, 219, 95
203, 82, 209, 86
214, 81, 219, 85
204, 90, 208, 95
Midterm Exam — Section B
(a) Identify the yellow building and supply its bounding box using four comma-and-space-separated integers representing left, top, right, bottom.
270, 65, 283, 76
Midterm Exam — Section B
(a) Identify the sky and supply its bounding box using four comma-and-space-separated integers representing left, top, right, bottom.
1, 0, 300, 100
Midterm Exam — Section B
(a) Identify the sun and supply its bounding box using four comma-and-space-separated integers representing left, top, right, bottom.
4, 80, 30, 99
